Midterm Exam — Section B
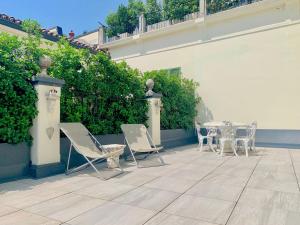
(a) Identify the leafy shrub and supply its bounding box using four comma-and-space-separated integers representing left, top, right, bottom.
49, 40, 148, 134
143, 70, 199, 130
0, 33, 38, 144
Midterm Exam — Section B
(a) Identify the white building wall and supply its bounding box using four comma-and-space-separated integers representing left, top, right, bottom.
103, 0, 300, 130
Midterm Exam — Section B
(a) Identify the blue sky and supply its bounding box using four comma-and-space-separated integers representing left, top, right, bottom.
0, 0, 132, 36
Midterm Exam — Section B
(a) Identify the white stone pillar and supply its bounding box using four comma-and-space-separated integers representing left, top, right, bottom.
138, 14, 146, 33
199, 0, 206, 15
146, 79, 162, 146
98, 25, 106, 45
30, 56, 65, 178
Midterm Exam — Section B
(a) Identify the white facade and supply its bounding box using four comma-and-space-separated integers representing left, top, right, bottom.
94, 0, 300, 130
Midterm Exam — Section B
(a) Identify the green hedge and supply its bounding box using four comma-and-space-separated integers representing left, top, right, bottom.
0, 23, 200, 144
49, 40, 148, 135
0, 33, 38, 144
143, 70, 199, 130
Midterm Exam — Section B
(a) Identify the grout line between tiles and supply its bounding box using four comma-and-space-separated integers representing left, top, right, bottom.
224, 155, 262, 225
141, 154, 233, 225
288, 150, 300, 192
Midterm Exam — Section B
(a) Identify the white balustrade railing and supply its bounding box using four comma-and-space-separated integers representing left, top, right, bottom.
106, 0, 263, 43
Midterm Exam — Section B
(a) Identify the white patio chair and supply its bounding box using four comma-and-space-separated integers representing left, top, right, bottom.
121, 124, 165, 167
195, 123, 217, 152
219, 121, 238, 157
60, 123, 125, 180
235, 121, 257, 157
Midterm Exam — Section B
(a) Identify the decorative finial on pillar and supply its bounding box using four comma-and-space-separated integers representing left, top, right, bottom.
38, 55, 52, 77
146, 79, 155, 97
146, 79, 163, 98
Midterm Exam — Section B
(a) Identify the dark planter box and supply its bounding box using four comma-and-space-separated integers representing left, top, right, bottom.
0, 143, 30, 183
161, 129, 197, 148
0, 129, 197, 182
60, 129, 197, 168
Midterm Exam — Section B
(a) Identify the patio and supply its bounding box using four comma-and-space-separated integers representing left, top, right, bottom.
0, 145, 300, 225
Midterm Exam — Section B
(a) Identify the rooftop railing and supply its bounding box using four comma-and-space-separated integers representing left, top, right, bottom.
105, 0, 264, 44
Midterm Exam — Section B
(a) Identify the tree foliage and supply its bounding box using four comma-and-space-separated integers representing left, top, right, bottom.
0, 33, 38, 144
206, 0, 242, 14
163, 0, 199, 20
143, 70, 200, 130
105, 0, 252, 36
49, 39, 148, 135
0, 18, 200, 144
145, 0, 162, 25
106, 0, 145, 37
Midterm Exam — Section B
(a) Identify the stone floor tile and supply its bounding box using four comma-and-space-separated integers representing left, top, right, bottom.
0, 204, 19, 217
113, 187, 179, 211
200, 173, 249, 187
0, 210, 61, 225
0, 188, 69, 208
74, 181, 136, 200
68, 201, 155, 225
110, 172, 158, 186
144, 212, 217, 225
144, 176, 197, 193
164, 167, 212, 181
163, 194, 235, 225
227, 204, 300, 225
248, 170, 299, 193
238, 187, 300, 212
25, 193, 105, 222
187, 182, 244, 202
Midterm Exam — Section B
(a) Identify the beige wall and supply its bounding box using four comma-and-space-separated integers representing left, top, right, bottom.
105, 0, 300, 129
0, 24, 56, 49
77, 31, 98, 45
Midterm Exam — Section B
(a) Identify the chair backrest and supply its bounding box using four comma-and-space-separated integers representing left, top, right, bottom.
195, 123, 202, 139
220, 121, 236, 139
121, 124, 153, 151
247, 121, 257, 139
60, 123, 103, 158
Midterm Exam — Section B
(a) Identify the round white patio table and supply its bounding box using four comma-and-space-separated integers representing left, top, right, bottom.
203, 121, 249, 155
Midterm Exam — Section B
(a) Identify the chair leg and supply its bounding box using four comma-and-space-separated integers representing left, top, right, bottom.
156, 151, 165, 165
244, 141, 249, 157
197, 138, 203, 151
208, 138, 215, 152
129, 149, 139, 168
252, 139, 256, 151
220, 140, 224, 157
200, 139, 204, 152
66, 143, 73, 174
232, 141, 238, 157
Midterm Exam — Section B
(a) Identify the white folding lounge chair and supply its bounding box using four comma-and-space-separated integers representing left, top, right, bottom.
121, 124, 165, 167
60, 123, 124, 180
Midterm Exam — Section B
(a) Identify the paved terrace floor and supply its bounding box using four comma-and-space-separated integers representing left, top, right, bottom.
1, 145, 300, 225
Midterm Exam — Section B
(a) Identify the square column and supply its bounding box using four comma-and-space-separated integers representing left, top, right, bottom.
30, 76, 65, 178
147, 96, 162, 146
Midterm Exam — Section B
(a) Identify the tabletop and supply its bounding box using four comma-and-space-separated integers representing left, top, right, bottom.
203, 121, 249, 127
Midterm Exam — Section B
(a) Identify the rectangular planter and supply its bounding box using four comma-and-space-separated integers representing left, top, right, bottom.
60, 129, 197, 167
0, 143, 30, 183
0, 129, 197, 182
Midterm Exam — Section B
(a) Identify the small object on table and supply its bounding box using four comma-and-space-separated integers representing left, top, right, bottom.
102, 144, 126, 169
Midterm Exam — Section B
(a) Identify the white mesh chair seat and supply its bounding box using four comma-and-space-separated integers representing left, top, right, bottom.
60, 123, 124, 179
121, 124, 165, 167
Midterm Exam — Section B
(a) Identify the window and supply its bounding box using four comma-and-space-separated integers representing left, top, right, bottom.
163, 67, 181, 76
